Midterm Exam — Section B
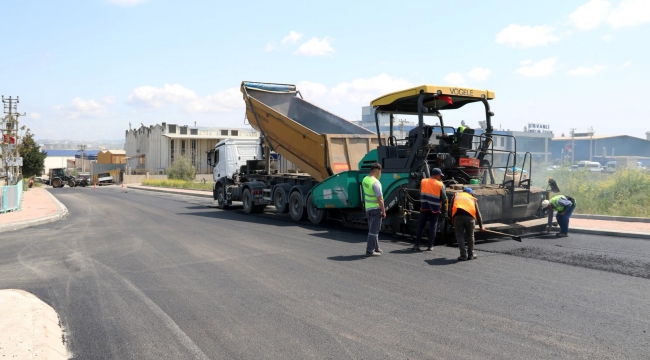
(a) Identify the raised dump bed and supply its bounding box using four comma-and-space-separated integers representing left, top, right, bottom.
241, 81, 382, 182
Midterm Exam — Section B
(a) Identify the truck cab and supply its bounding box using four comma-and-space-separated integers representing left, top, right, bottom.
209, 138, 263, 183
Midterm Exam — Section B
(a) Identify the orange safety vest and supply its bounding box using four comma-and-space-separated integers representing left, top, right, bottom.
452, 192, 477, 219
420, 178, 443, 212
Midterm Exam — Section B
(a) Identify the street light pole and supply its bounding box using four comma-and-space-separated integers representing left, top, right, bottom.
588, 127, 594, 162
79, 145, 87, 173
570, 128, 576, 165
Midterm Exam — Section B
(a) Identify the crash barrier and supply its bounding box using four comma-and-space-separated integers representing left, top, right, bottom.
0, 181, 23, 213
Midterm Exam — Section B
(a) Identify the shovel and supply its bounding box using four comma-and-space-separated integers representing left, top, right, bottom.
482, 229, 522, 242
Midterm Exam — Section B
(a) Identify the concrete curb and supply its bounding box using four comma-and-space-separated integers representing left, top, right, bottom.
0, 289, 68, 359
128, 185, 213, 199
0, 190, 69, 233
572, 214, 650, 223
568, 227, 650, 240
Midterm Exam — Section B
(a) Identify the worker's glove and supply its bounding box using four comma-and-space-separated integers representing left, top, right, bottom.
559, 211, 566, 216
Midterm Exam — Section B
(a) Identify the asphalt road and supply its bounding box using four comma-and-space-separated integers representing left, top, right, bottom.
1, 186, 649, 359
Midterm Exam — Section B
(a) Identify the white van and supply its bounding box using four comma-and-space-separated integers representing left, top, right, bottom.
577, 161, 604, 173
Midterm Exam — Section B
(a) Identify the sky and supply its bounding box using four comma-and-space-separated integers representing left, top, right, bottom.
1, 0, 649, 141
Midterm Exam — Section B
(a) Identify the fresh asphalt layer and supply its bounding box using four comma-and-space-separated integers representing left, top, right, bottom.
1, 187, 649, 359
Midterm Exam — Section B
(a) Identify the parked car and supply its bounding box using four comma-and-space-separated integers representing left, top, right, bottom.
576, 161, 604, 173
96, 173, 114, 185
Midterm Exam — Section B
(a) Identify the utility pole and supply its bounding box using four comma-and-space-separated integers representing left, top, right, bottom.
1, 96, 25, 185
78, 144, 87, 173
570, 127, 576, 165
588, 127, 594, 162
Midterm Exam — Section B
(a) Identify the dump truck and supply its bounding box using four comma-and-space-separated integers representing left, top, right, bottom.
213, 81, 548, 242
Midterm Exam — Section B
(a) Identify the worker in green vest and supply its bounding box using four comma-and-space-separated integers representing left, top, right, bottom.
454, 125, 467, 144
542, 195, 576, 238
362, 163, 385, 257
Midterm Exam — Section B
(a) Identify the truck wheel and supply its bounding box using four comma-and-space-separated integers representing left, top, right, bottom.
242, 188, 255, 214
52, 178, 62, 188
68, 180, 76, 187
217, 185, 229, 209
273, 187, 289, 213
289, 191, 307, 222
306, 194, 325, 225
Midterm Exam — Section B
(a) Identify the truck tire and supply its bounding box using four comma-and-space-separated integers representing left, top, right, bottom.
242, 188, 254, 214
68, 180, 76, 187
52, 178, 62, 188
306, 194, 325, 225
289, 191, 307, 222
216, 185, 229, 210
273, 187, 289, 213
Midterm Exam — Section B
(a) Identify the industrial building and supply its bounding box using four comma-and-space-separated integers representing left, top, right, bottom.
551, 134, 650, 166
42, 149, 99, 174
125, 123, 259, 175
97, 150, 126, 164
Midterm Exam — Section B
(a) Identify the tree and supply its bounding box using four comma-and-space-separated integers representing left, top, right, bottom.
19, 129, 47, 178
167, 156, 196, 181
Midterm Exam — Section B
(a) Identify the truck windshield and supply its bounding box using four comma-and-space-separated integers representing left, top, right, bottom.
52, 169, 65, 177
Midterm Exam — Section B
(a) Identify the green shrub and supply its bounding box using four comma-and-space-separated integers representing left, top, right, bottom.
166, 156, 196, 181
533, 168, 650, 217
142, 179, 212, 191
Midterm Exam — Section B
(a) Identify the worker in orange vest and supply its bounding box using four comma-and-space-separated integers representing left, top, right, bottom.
450, 188, 485, 261
413, 167, 447, 251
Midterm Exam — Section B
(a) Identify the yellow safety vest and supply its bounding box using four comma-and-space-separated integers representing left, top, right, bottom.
362, 176, 381, 210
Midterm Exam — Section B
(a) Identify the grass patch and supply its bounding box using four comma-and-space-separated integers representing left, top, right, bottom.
141, 179, 212, 191
532, 168, 650, 217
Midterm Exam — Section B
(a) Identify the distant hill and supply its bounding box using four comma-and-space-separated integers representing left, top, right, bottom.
37, 139, 124, 150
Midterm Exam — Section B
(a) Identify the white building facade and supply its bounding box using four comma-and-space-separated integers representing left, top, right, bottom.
125, 123, 259, 175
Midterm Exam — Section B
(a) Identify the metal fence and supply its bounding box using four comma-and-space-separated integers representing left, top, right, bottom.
0, 181, 23, 213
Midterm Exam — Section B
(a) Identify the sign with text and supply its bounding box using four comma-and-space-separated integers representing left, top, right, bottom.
526, 123, 552, 134
3, 157, 23, 166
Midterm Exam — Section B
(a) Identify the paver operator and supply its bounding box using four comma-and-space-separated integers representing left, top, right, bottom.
542, 195, 576, 238
450, 188, 485, 261
363, 163, 385, 257
413, 167, 447, 252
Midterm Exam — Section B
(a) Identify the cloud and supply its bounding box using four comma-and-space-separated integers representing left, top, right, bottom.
54, 98, 108, 120
295, 37, 334, 56
568, 65, 607, 76
495, 24, 559, 48
108, 0, 149, 6
568, 0, 650, 30
102, 95, 117, 104
264, 41, 277, 52
443, 72, 466, 85
128, 84, 196, 108
127, 84, 242, 113
623, 60, 633, 66
602, 34, 614, 42
516, 57, 558, 77
29, 112, 41, 120
569, 0, 611, 30
467, 68, 492, 81
298, 74, 412, 106
607, 0, 650, 28
520, 59, 534, 65
329, 74, 412, 104
281, 31, 303, 44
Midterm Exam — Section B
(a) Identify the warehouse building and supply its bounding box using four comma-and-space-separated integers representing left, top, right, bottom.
125, 123, 258, 175
551, 134, 650, 166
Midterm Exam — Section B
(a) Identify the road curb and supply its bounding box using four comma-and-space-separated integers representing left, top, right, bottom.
572, 214, 650, 223
568, 227, 650, 240
0, 190, 69, 233
128, 185, 213, 199
0, 289, 68, 359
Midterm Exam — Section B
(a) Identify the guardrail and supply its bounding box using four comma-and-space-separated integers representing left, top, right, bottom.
0, 181, 23, 213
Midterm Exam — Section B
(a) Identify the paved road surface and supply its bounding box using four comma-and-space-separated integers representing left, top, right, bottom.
1, 187, 649, 359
